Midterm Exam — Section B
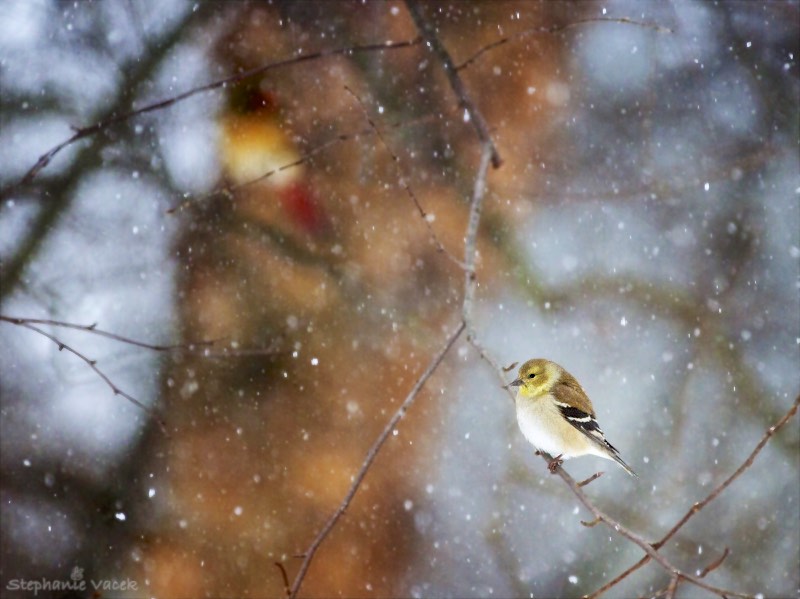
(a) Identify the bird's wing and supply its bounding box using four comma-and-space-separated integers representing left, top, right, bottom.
553, 383, 638, 477
552, 383, 620, 455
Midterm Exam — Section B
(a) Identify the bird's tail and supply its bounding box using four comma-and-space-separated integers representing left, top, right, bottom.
610, 452, 638, 477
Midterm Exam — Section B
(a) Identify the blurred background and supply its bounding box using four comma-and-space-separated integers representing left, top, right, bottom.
1, 1, 798, 598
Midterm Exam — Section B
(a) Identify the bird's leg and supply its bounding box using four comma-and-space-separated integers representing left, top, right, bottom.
547, 454, 564, 473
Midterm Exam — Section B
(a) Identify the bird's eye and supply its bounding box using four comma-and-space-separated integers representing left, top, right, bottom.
528, 373, 536, 379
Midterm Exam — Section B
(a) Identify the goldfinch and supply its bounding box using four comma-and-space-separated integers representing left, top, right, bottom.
508, 359, 637, 477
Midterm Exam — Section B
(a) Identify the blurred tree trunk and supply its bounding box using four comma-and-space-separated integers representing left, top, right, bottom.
143, 4, 562, 596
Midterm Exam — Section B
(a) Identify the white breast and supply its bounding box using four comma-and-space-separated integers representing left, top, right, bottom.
515, 393, 594, 459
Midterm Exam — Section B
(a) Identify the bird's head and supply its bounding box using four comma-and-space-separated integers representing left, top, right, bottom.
507, 359, 560, 398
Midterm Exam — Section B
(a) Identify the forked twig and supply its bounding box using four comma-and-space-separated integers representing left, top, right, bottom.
586, 393, 800, 598
653, 548, 729, 599
554, 454, 755, 598
6, 321, 167, 434
664, 574, 680, 599
0, 314, 283, 358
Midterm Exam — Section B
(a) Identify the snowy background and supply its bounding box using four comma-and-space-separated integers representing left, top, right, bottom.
1, 1, 797, 598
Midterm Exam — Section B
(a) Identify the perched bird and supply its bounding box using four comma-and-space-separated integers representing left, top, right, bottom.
508, 359, 637, 477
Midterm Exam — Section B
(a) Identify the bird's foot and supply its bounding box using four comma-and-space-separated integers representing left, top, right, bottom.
547, 454, 564, 473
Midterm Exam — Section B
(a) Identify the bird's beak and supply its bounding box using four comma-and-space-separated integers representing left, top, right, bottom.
505, 378, 523, 389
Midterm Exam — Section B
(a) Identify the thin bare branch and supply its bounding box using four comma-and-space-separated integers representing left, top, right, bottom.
455, 17, 673, 72
655, 394, 799, 549
287, 321, 465, 599
3, 38, 422, 195
0, 314, 286, 360
404, 1, 502, 168
344, 86, 466, 269
7, 321, 166, 434
0, 315, 213, 352
586, 555, 648, 599
469, 336, 516, 405
166, 138, 351, 215
587, 393, 800, 598
554, 463, 755, 599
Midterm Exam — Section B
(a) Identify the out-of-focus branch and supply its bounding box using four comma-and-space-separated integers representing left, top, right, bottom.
0, 3, 219, 303
585, 393, 800, 598
455, 17, 672, 72
663, 574, 680, 599
274, 562, 291, 598
404, 1, 503, 169
287, 320, 465, 599
3, 320, 166, 433
344, 86, 466, 269
0, 38, 422, 199
166, 111, 442, 214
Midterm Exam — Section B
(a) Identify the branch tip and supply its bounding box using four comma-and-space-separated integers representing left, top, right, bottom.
581, 517, 602, 528
578, 472, 605, 487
